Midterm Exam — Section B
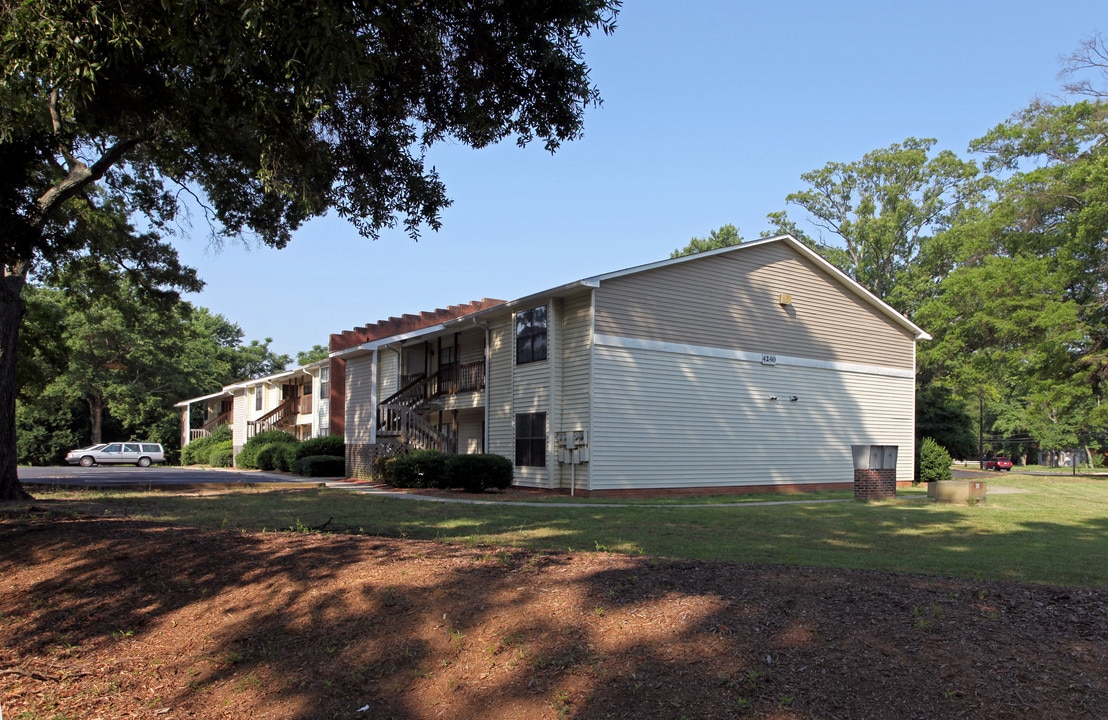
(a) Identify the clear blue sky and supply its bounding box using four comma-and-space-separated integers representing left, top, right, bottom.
172, 1, 1104, 361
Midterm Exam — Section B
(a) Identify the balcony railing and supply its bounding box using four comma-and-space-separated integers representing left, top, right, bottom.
431, 360, 485, 396
188, 410, 231, 443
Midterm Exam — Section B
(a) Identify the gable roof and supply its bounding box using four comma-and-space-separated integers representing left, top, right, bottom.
332, 235, 929, 357
469, 235, 929, 341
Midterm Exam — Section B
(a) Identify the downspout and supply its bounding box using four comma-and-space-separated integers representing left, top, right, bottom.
370, 349, 380, 444
587, 289, 595, 495
389, 345, 402, 388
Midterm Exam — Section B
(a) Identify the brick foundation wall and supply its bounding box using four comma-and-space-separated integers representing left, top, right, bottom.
577, 482, 853, 499
853, 468, 896, 501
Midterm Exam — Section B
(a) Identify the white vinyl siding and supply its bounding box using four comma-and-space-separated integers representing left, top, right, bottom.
486, 317, 514, 461
458, 328, 485, 365
377, 348, 399, 401
318, 398, 330, 437
594, 241, 915, 371
456, 408, 485, 454
345, 354, 376, 445
590, 342, 915, 490
555, 291, 592, 492
232, 392, 246, 462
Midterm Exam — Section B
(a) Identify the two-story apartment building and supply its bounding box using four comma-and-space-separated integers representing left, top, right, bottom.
176, 359, 330, 459
333, 235, 929, 495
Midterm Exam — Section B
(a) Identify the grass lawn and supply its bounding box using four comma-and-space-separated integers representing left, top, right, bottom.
20, 471, 1108, 588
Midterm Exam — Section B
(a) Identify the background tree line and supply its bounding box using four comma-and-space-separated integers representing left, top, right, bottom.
17, 251, 291, 465
673, 33, 1108, 464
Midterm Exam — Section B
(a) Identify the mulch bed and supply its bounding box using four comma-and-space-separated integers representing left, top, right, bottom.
1, 509, 1105, 719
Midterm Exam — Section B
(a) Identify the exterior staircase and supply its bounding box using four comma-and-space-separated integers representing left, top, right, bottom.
247, 396, 298, 438
376, 360, 485, 452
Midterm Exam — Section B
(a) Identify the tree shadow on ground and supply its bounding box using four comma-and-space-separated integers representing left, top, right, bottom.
2, 510, 1107, 719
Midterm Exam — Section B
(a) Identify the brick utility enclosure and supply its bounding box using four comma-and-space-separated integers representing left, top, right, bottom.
854, 468, 896, 501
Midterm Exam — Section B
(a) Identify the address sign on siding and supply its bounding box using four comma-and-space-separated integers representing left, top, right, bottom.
761, 354, 777, 366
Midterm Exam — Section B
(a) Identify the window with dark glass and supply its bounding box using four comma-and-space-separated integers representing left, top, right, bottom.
515, 412, 546, 467
515, 306, 548, 364
255, 388, 263, 411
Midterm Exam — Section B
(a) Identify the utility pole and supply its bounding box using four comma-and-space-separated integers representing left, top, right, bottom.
976, 386, 988, 470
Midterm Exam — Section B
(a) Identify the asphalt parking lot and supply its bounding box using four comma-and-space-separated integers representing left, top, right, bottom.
17, 465, 318, 489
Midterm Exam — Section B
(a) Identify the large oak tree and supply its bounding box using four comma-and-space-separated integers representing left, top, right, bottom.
0, 0, 620, 499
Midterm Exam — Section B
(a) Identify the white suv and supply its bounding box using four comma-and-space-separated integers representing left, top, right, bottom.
66, 442, 166, 467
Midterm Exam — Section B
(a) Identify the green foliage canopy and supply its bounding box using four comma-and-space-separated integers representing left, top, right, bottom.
781, 138, 979, 310
0, 0, 620, 497
670, 224, 743, 258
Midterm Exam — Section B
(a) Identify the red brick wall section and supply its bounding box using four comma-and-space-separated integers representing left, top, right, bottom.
854, 469, 897, 501
329, 357, 346, 438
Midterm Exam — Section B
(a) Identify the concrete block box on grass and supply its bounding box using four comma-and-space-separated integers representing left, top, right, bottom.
928, 480, 987, 504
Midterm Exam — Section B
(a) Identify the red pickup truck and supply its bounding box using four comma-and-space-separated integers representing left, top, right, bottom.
981, 456, 1013, 471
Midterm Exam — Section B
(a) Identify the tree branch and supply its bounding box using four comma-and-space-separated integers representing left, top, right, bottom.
48, 89, 80, 169
34, 136, 147, 230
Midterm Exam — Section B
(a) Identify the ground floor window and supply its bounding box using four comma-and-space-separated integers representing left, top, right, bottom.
515, 412, 546, 467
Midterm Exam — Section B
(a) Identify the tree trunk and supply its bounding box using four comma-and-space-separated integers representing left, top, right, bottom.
89, 396, 104, 445
0, 267, 32, 500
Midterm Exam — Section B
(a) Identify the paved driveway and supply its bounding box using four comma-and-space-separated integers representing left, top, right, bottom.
18, 465, 313, 489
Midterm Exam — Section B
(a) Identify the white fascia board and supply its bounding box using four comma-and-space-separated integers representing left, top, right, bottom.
173, 388, 234, 407
236, 363, 319, 388
441, 281, 597, 325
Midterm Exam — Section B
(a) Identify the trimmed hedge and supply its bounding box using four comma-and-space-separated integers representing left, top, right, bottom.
296, 455, 346, 477
280, 443, 299, 472
295, 435, 345, 460
373, 454, 397, 480
254, 443, 287, 471
446, 454, 513, 493
208, 442, 234, 468
236, 430, 297, 469
387, 450, 448, 488
384, 451, 514, 492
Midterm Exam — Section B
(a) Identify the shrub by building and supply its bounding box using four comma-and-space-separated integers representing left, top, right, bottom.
236, 430, 298, 469
917, 437, 953, 484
